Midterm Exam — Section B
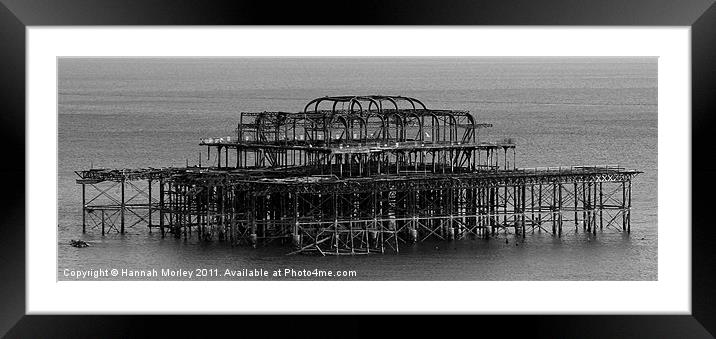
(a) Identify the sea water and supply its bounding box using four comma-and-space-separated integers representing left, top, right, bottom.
57, 57, 657, 280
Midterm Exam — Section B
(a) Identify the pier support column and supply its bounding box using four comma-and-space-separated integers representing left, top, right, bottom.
599, 182, 603, 230
292, 233, 301, 249
592, 182, 597, 235
582, 182, 587, 231
292, 192, 300, 249
627, 180, 632, 233
521, 183, 526, 238
573, 182, 578, 232
81, 183, 86, 233
490, 186, 496, 237
250, 194, 257, 248
148, 179, 152, 233
551, 184, 556, 235
159, 179, 165, 237
120, 179, 125, 234
586, 182, 591, 233
558, 183, 563, 237
183, 185, 188, 240
538, 184, 543, 229
622, 181, 627, 231
530, 183, 534, 234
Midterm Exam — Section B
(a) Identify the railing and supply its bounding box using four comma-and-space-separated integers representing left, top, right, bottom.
200, 137, 515, 148
514, 165, 625, 173
200, 136, 236, 144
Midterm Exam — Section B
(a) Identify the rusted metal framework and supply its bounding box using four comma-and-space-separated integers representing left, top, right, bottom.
76, 95, 640, 255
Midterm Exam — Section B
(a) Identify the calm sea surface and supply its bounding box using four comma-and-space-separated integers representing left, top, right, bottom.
58, 57, 657, 280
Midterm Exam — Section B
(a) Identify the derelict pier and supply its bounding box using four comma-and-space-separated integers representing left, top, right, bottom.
75, 95, 640, 255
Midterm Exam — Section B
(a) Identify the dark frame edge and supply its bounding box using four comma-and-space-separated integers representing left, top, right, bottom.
691, 1, 716, 337
0, 1, 26, 338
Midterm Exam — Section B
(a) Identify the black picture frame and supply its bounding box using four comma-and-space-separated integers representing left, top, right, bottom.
1, 0, 714, 337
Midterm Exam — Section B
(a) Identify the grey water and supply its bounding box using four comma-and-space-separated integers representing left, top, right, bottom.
58, 57, 657, 280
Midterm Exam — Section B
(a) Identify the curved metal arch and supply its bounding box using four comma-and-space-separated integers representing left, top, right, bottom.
330, 97, 367, 116
377, 96, 399, 111
452, 111, 477, 143
304, 95, 428, 115
420, 111, 441, 143
304, 96, 329, 114
347, 115, 369, 142
348, 98, 364, 115
369, 96, 400, 112
363, 113, 386, 141
401, 111, 425, 142
397, 96, 427, 110
354, 96, 383, 114
305, 96, 353, 114
400, 97, 417, 111
380, 95, 427, 111
328, 114, 351, 143
382, 111, 405, 142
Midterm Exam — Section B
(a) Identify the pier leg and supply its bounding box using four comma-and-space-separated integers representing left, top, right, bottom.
592, 182, 597, 235
81, 183, 86, 233
521, 184, 526, 238
184, 185, 188, 240
573, 182, 578, 232
627, 180, 632, 233
293, 192, 300, 249
120, 179, 125, 234
582, 182, 587, 230
219, 186, 225, 241
599, 182, 603, 230
159, 179, 165, 238
586, 182, 591, 233
490, 187, 496, 237
538, 184, 543, 229
558, 183, 563, 237
622, 181, 627, 231
250, 194, 257, 248
148, 179, 152, 233
410, 227, 418, 243
101, 209, 105, 235
504, 185, 507, 234
530, 183, 534, 234
511, 185, 516, 236
551, 184, 556, 235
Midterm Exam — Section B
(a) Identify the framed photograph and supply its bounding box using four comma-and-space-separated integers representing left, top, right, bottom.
2, 0, 715, 336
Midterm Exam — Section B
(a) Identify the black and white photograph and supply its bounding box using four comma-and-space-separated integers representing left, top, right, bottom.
3, 0, 714, 334
58, 56, 657, 281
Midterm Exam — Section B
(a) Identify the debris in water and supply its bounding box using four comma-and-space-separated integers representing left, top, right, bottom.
70, 239, 89, 248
